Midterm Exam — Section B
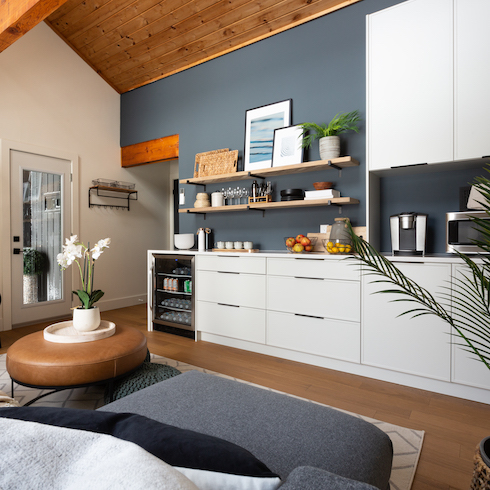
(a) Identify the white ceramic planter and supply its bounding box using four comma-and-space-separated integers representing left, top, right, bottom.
72, 306, 101, 332
319, 136, 341, 160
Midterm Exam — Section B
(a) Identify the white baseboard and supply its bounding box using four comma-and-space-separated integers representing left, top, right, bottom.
96, 294, 147, 312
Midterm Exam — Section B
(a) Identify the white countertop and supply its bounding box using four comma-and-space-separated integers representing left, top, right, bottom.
149, 249, 469, 263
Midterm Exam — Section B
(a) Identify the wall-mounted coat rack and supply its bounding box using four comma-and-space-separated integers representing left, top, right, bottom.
89, 186, 138, 211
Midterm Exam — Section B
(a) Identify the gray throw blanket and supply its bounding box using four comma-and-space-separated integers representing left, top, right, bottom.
0, 418, 198, 490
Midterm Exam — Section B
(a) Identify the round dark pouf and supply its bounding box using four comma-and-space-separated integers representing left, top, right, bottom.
104, 359, 181, 404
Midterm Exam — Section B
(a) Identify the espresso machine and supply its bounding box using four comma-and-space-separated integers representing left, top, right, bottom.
390, 212, 427, 256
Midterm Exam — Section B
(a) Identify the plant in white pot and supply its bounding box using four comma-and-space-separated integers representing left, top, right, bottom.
57, 235, 111, 332
346, 169, 490, 481
300, 110, 361, 160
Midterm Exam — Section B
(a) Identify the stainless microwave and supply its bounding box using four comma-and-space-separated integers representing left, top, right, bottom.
446, 211, 489, 253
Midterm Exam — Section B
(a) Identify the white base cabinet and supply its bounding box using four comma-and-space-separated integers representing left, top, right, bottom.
451, 265, 490, 390
362, 262, 452, 381
172, 251, 490, 404
267, 311, 360, 363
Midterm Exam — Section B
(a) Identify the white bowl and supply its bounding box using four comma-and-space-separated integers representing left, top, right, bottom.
174, 233, 195, 250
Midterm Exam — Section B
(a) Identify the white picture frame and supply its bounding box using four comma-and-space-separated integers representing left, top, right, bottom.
244, 99, 292, 171
272, 125, 304, 167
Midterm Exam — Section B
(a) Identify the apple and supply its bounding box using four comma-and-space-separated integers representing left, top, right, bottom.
295, 234, 305, 242
285, 237, 296, 248
304, 245, 313, 252
292, 243, 304, 253
300, 237, 311, 246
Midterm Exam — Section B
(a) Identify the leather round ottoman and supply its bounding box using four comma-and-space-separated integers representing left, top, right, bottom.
6, 325, 147, 391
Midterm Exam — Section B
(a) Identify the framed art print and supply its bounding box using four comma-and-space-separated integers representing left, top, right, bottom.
244, 99, 292, 171
272, 125, 304, 167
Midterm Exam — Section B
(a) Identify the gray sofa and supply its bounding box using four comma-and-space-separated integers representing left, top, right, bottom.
102, 370, 393, 489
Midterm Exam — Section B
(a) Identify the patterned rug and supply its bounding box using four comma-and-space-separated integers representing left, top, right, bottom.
0, 353, 423, 490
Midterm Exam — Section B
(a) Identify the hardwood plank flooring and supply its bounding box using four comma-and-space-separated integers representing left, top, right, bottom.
1, 304, 488, 490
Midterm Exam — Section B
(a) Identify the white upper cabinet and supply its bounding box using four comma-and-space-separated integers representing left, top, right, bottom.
454, 0, 490, 161
367, 0, 453, 171
368, 0, 490, 171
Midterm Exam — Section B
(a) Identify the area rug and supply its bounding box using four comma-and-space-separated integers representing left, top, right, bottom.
0, 353, 423, 490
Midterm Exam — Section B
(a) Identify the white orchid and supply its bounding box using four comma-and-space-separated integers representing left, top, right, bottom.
91, 238, 111, 260
57, 236, 111, 309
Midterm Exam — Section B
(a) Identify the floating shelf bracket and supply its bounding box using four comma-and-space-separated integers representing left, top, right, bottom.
184, 180, 207, 191
327, 160, 342, 177
248, 206, 265, 217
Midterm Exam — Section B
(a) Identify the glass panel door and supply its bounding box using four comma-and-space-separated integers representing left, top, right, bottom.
11, 150, 72, 326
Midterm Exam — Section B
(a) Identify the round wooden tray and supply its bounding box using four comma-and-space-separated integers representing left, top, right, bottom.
43, 320, 116, 343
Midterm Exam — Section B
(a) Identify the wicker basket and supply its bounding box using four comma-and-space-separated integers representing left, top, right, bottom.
471, 442, 490, 489
194, 149, 238, 177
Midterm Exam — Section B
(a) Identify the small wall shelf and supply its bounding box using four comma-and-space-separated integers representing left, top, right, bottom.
179, 156, 360, 217
89, 186, 138, 211
179, 157, 359, 188
179, 197, 359, 217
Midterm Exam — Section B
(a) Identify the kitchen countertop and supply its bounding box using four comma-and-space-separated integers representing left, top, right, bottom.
149, 249, 471, 263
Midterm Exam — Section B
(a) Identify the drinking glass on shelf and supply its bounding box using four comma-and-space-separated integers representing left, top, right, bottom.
235, 186, 242, 205
241, 187, 249, 204
226, 187, 233, 205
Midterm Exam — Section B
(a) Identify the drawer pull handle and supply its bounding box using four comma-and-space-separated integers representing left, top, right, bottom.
217, 303, 240, 308
217, 271, 239, 274
294, 313, 324, 320
294, 257, 324, 261
217, 255, 240, 258
293, 276, 324, 280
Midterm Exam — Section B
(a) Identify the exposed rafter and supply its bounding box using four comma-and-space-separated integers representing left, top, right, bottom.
0, 0, 70, 53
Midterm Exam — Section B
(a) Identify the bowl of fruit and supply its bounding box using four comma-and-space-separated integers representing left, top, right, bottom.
322, 239, 353, 255
285, 235, 317, 253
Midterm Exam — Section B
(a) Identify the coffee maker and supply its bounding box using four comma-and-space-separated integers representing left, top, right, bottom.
390, 212, 428, 256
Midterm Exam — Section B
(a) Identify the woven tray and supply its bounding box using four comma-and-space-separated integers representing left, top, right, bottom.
194, 149, 238, 177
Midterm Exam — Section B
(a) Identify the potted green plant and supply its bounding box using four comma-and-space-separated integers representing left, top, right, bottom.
346, 168, 490, 478
23, 249, 48, 304
300, 110, 361, 160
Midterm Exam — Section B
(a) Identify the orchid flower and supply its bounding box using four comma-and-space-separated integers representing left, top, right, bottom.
57, 236, 111, 309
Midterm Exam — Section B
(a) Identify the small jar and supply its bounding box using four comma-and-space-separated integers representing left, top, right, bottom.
326, 217, 353, 254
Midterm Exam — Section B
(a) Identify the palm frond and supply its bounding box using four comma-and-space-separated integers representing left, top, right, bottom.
347, 220, 490, 372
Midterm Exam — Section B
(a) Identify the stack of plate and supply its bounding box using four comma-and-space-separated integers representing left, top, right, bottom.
280, 189, 304, 201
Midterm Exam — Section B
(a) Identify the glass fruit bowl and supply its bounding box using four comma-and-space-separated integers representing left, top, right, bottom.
322, 239, 353, 255
284, 236, 317, 253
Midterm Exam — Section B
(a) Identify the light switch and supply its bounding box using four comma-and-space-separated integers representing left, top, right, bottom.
179, 188, 185, 205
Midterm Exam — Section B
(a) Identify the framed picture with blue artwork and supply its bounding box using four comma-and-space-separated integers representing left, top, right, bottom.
244, 99, 292, 171
271, 125, 304, 167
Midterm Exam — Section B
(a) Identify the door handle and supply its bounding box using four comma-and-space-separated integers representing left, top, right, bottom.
13, 248, 24, 255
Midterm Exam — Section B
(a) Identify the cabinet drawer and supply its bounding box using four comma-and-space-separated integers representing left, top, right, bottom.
197, 301, 265, 343
196, 270, 266, 308
197, 255, 266, 274
267, 257, 359, 281
267, 311, 360, 363
267, 275, 360, 322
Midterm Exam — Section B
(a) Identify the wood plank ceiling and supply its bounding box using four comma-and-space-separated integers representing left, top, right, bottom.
44, 0, 361, 94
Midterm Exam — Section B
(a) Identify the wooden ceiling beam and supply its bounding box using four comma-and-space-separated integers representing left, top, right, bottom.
0, 0, 70, 53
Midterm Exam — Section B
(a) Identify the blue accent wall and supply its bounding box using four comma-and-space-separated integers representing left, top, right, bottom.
120, 0, 487, 252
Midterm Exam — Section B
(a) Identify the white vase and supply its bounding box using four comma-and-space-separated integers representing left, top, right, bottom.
319, 136, 341, 160
72, 306, 101, 332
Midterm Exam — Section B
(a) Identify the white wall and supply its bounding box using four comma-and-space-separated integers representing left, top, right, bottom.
0, 23, 177, 328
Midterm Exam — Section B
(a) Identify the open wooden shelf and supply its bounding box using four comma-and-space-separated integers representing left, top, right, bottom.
179, 157, 359, 186
179, 197, 359, 214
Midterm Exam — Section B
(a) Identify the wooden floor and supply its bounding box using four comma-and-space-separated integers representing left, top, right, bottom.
1, 304, 488, 490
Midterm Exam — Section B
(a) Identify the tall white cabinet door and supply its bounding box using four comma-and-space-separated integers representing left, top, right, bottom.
362, 262, 452, 381
454, 0, 490, 161
451, 265, 490, 390
367, 0, 453, 170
